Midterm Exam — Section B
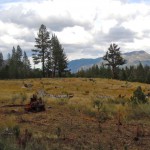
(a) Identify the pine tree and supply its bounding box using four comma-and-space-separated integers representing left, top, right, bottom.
9, 47, 17, 78
136, 63, 145, 82
22, 51, 31, 78
16, 45, 22, 63
119, 68, 127, 80
45, 47, 52, 77
57, 46, 68, 77
128, 66, 136, 81
17, 45, 23, 77
146, 71, 150, 84
103, 43, 126, 79
0, 52, 3, 68
130, 86, 147, 104
50, 34, 59, 77
0, 48, 32, 79
49, 34, 68, 77
32, 24, 50, 77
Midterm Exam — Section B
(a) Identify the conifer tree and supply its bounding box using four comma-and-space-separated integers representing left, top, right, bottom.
136, 62, 145, 82
22, 51, 31, 78
9, 47, 17, 78
0, 52, 3, 68
48, 34, 68, 77
32, 24, 50, 77
103, 43, 126, 79
16, 45, 22, 63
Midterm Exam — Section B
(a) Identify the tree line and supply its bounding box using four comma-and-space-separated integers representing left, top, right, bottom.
0, 46, 32, 79
76, 63, 150, 84
0, 24, 68, 79
0, 27, 150, 83
76, 43, 150, 84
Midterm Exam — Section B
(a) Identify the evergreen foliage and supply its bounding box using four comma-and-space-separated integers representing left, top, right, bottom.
22, 51, 31, 78
32, 24, 50, 77
0, 46, 32, 79
0, 52, 3, 68
32, 25, 68, 77
76, 64, 112, 78
103, 43, 126, 79
130, 86, 148, 104
76, 63, 150, 84
49, 34, 68, 77
0, 25, 69, 79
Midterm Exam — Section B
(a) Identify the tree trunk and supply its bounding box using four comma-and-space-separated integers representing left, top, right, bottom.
42, 50, 45, 77
53, 67, 55, 78
59, 71, 62, 77
112, 66, 117, 79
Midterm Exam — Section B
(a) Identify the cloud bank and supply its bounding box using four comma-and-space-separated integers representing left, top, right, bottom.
0, 0, 150, 61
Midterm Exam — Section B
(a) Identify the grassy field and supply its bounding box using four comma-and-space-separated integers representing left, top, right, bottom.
0, 78, 150, 150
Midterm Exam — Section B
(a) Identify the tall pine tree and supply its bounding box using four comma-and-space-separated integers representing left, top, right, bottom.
32, 24, 50, 77
48, 34, 68, 77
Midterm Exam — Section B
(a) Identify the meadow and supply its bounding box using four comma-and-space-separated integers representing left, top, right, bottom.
0, 78, 150, 150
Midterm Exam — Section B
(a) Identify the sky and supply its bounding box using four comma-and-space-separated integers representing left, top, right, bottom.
0, 0, 150, 64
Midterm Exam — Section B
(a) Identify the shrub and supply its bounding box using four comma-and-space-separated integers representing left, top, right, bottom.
130, 86, 148, 105
93, 99, 103, 112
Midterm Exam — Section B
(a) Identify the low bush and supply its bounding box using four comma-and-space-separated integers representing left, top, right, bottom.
130, 86, 148, 105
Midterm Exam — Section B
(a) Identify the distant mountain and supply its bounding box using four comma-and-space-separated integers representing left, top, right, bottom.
68, 50, 150, 72
68, 57, 103, 73
123, 50, 150, 66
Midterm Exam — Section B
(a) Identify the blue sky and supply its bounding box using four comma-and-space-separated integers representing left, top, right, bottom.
129, 0, 142, 2
0, 0, 150, 63
128, 0, 150, 3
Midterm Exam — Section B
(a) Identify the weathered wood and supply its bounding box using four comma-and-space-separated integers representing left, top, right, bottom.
1, 104, 25, 108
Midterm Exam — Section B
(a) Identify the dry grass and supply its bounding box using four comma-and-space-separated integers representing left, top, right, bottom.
0, 78, 150, 149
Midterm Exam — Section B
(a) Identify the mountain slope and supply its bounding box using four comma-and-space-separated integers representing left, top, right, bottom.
123, 50, 150, 66
68, 50, 150, 72
68, 57, 102, 73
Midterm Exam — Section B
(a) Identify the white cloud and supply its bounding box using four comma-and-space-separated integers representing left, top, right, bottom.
56, 26, 93, 44
0, 0, 150, 62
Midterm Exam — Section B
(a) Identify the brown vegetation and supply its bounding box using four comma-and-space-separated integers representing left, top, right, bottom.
0, 78, 150, 149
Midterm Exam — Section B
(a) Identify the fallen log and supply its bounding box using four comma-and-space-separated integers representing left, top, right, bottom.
0, 104, 25, 108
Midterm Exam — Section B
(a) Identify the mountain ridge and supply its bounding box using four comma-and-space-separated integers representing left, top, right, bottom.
68, 50, 150, 73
